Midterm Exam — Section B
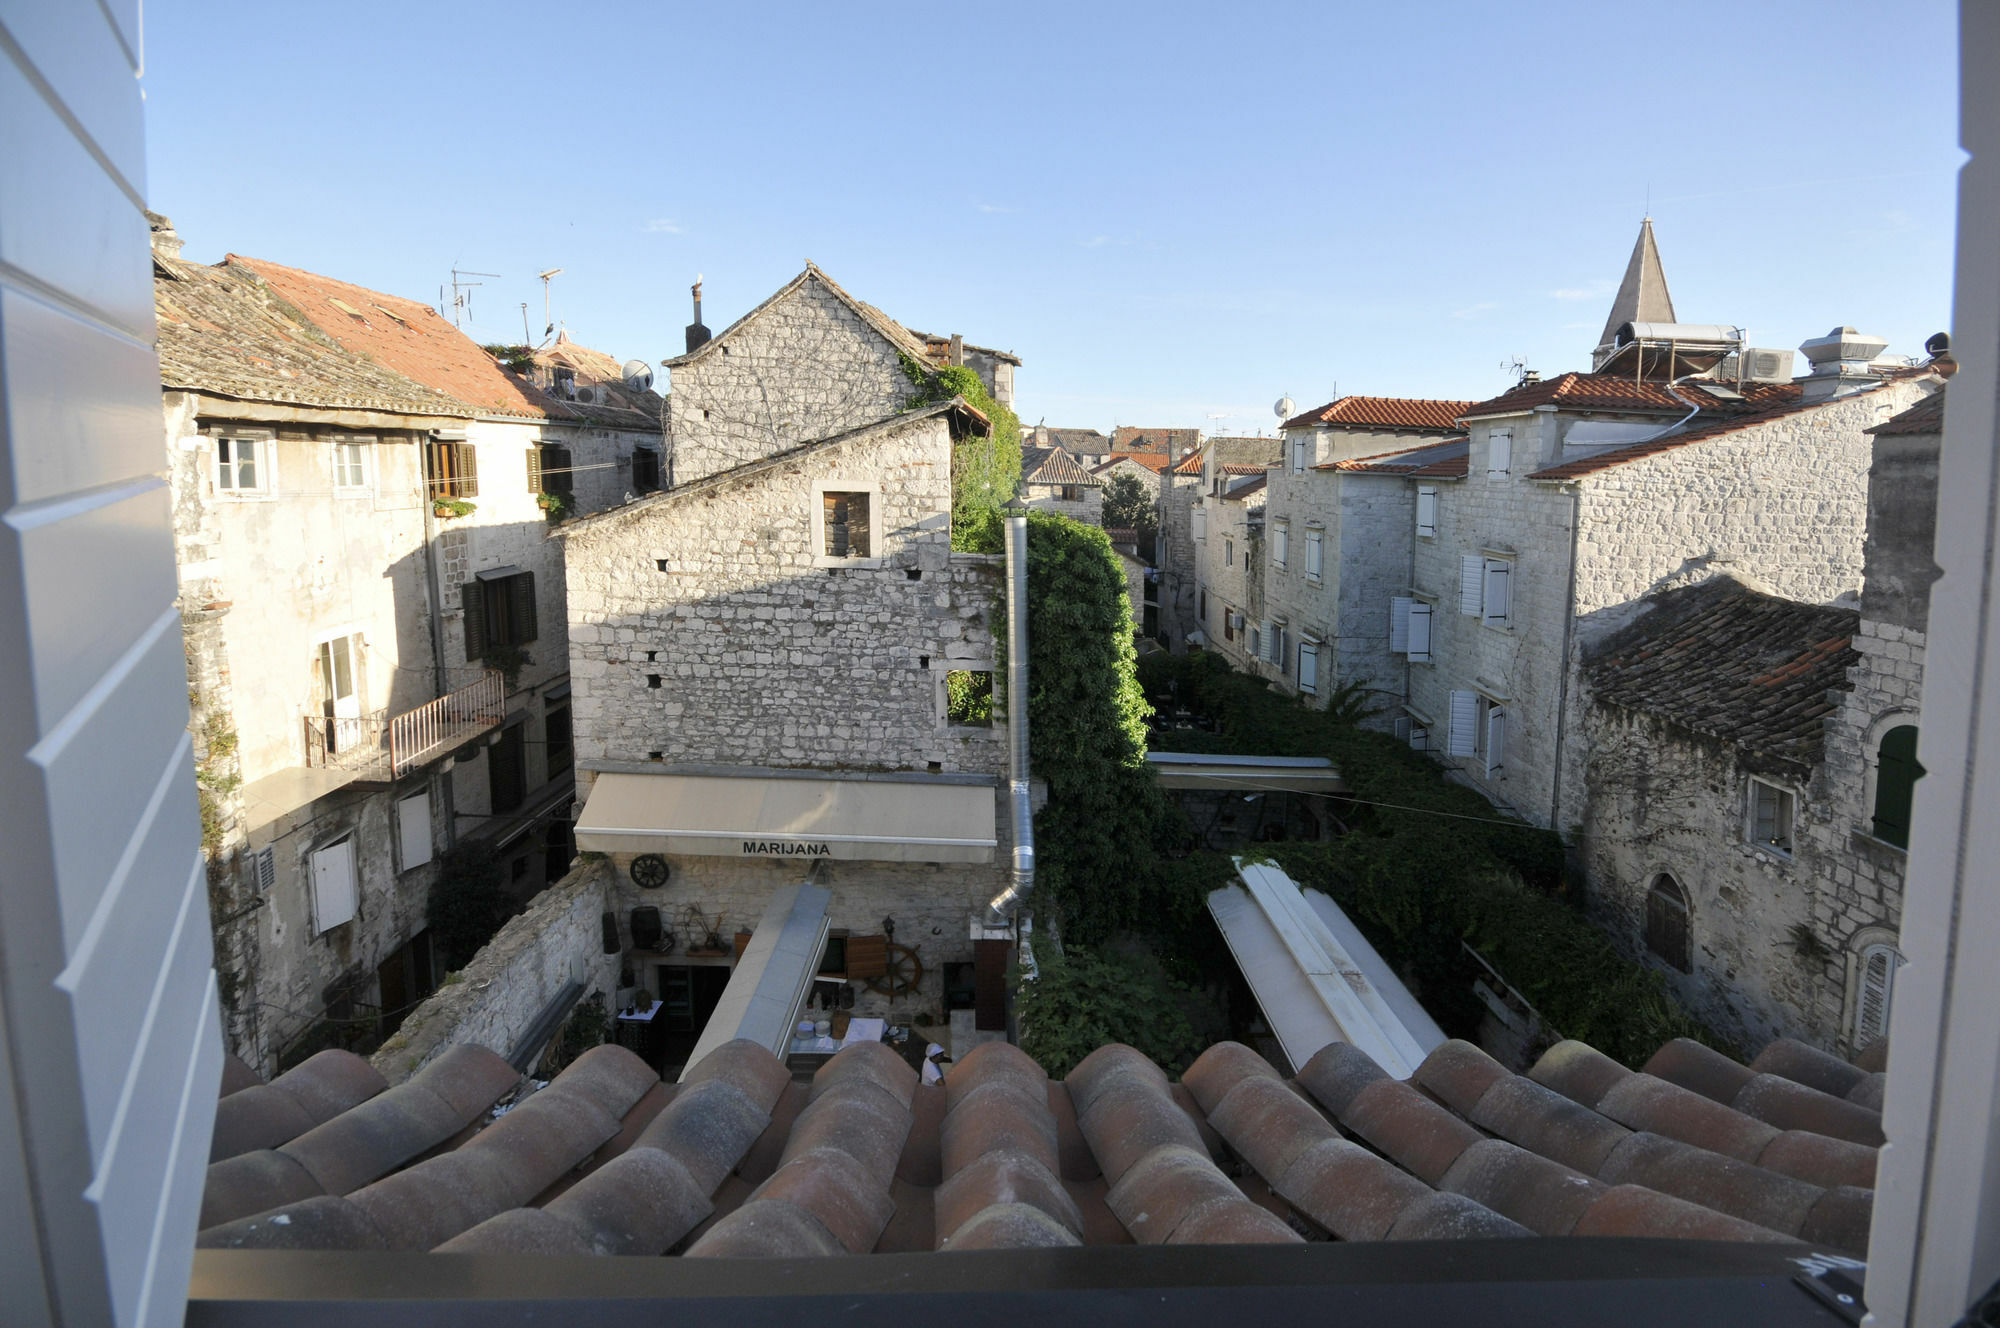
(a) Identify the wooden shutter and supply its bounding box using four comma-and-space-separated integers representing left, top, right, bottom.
1871, 725, 1921, 848
459, 442, 479, 497
1484, 705, 1506, 775
1407, 603, 1432, 662
1416, 486, 1437, 537
462, 580, 487, 660
311, 838, 357, 933
1459, 554, 1485, 616
1489, 430, 1512, 474
526, 446, 542, 493
546, 446, 573, 497
398, 791, 433, 871
507, 571, 538, 644
1483, 559, 1512, 624
1390, 596, 1412, 653
1299, 642, 1318, 694
845, 934, 889, 980
1448, 690, 1478, 756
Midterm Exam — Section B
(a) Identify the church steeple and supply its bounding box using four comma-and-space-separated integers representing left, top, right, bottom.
1597, 217, 1676, 350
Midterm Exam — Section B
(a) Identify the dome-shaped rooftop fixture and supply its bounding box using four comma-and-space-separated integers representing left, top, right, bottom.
622, 360, 654, 391
1274, 395, 1296, 421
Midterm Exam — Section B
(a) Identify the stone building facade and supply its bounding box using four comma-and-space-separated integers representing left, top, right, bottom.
1020, 444, 1104, 523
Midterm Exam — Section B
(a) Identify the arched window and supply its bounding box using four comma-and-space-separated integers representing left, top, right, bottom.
1644, 873, 1692, 973
1871, 725, 1923, 849
1855, 943, 1903, 1047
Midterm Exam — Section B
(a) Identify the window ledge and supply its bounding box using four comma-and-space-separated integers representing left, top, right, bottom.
813, 555, 884, 570
1849, 827, 1909, 860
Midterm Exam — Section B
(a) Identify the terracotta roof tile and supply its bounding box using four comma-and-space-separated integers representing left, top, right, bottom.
897, 1082, 947, 1187
209, 1050, 388, 1163
1076, 1075, 1208, 1185
878, 1175, 938, 1253
1438, 1139, 1608, 1235
935, 1150, 1083, 1244
1282, 395, 1475, 433
1749, 1130, 1881, 1192
1046, 1080, 1099, 1181
220, 1054, 264, 1099
1338, 1077, 1485, 1186
1324, 437, 1470, 478
1465, 372, 1798, 422
1092, 452, 1172, 475
1644, 1039, 1759, 1106
684, 1198, 843, 1258
1021, 445, 1102, 488
941, 1079, 1062, 1179
1731, 1076, 1883, 1148
1847, 1076, 1886, 1112
1745, 1039, 1871, 1101
1570, 1185, 1793, 1244
1596, 1133, 1825, 1239
940, 1201, 1081, 1251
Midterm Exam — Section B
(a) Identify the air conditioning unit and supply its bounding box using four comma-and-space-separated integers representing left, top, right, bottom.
1722, 348, 1796, 383
1228, 611, 1245, 631
573, 385, 597, 404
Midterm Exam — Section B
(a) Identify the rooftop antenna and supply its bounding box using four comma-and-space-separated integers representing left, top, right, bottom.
520, 303, 531, 345
538, 268, 563, 339
448, 268, 499, 328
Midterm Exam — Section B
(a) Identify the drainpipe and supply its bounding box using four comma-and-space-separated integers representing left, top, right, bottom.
985, 510, 1034, 926
419, 428, 458, 849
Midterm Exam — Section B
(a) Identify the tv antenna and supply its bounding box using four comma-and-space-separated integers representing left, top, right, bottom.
538, 268, 564, 339
446, 268, 499, 327
1501, 355, 1528, 384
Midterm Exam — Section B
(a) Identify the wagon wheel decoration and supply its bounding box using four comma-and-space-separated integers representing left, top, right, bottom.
865, 943, 925, 997
629, 854, 670, 889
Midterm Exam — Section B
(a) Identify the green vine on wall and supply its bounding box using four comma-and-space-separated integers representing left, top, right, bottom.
900, 354, 1023, 552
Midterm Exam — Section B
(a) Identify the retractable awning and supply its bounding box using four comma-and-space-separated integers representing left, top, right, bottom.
574, 771, 998, 863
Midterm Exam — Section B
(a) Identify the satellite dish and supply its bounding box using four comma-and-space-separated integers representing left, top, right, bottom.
1274, 395, 1296, 421
622, 360, 654, 391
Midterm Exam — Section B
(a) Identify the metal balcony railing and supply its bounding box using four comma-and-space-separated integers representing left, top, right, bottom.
304, 669, 506, 782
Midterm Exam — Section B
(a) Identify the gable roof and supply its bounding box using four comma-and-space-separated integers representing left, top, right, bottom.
1029, 426, 1112, 454
1112, 426, 1201, 455
1021, 446, 1101, 488
196, 1024, 1880, 1261
1463, 372, 1799, 422
663, 263, 933, 372
1525, 377, 1933, 483
1091, 452, 1170, 476
153, 254, 473, 420
1585, 576, 1859, 778
1323, 437, 1470, 479
560, 398, 986, 537
1281, 396, 1474, 433
1598, 217, 1677, 348
227, 256, 556, 421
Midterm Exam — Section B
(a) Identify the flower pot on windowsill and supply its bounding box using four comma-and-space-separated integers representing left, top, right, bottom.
433, 498, 476, 519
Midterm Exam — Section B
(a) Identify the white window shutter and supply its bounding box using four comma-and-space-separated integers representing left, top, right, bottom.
1194, 507, 1206, 541
1393, 714, 1410, 741
311, 838, 358, 933
1291, 436, 1306, 473
398, 791, 433, 871
1485, 706, 1507, 775
1306, 530, 1323, 578
1489, 430, 1512, 474
1448, 690, 1478, 757
1856, 946, 1898, 1045
1390, 596, 1412, 653
1300, 643, 1318, 694
254, 846, 276, 892
1459, 554, 1485, 616
1260, 621, 1275, 662
1416, 486, 1437, 537
1407, 603, 1432, 662
1483, 560, 1511, 624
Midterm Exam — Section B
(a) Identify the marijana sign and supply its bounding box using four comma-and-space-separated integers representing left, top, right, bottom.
741, 840, 833, 857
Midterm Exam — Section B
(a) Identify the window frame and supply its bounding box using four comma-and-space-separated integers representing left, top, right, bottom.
214, 431, 275, 498
1746, 777, 1797, 856
1305, 526, 1323, 582
330, 435, 372, 493
1481, 556, 1513, 628
936, 662, 998, 730
810, 479, 884, 568
463, 568, 538, 661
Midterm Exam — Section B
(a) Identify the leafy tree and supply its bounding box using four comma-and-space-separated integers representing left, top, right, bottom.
1017, 946, 1205, 1078
1100, 470, 1156, 535
426, 844, 515, 971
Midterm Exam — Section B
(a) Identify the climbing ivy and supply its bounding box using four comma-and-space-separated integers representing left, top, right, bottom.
900, 355, 1022, 552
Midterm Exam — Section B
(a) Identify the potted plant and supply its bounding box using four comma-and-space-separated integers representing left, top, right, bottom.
433, 496, 476, 520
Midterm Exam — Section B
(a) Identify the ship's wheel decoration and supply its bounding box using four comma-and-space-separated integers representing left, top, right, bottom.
629, 854, 670, 889
865, 943, 925, 997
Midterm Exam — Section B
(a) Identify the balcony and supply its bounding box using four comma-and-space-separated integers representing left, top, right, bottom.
303, 669, 506, 785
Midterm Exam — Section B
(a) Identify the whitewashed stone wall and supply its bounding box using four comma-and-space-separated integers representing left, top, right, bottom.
550, 421, 667, 517
374, 861, 622, 1082
1193, 489, 1266, 672
565, 412, 1006, 775
666, 277, 913, 486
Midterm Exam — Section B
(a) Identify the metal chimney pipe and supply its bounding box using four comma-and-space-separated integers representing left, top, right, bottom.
986, 512, 1034, 926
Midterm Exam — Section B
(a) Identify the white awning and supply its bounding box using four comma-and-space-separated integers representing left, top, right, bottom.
574, 771, 997, 863
682, 882, 830, 1076
1148, 751, 1345, 793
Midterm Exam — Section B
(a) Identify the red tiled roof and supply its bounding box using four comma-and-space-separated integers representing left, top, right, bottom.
1323, 437, 1470, 479
229, 256, 560, 420
1112, 426, 1201, 455
1093, 452, 1170, 475
1282, 396, 1475, 433
1464, 372, 1798, 422
199, 1026, 1881, 1259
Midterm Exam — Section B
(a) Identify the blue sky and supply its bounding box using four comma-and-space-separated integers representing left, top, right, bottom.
145, 1, 1961, 436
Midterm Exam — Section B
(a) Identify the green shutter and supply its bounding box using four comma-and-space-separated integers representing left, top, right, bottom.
526, 446, 542, 493
508, 571, 538, 645
1872, 725, 1923, 848
463, 581, 487, 660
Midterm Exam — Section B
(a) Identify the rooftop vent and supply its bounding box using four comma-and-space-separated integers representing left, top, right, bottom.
1798, 326, 1891, 401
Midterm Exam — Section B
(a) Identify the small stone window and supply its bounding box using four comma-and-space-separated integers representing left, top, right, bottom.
1747, 779, 1795, 855
1645, 873, 1692, 972
945, 670, 994, 727
822, 492, 871, 558
1059, 484, 1080, 502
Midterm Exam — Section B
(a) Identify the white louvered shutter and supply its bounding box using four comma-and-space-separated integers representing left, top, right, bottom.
1448, 690, 1479, 757
254, 846, 276, 892
1260, 622, 1275, 662
1856, 946, 1898, 1045
1485, 706, 1507, 776
1300, 642, 1319, 694
1459, 554, 1485, 616
1390, 596, 1412, 653
1193, 506, 1206, 541
1393, 715, 1410, 741
398, 791, 433, 871
1489, 430, 1512, 474
1306, 530, 1323, 579
1416, 486, 1437, 537
311, 838, 358, 933
1407, 603, 1432, 662
1483, 560, 1512, 625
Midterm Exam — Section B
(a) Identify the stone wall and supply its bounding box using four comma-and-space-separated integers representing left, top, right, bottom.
564, 412, 1006, 776
666, 276, 913, 487
1193, 490, 1266, 674
1157, 470, 1198, 648
1022, 483, 1104, 525
373, 860, 621, 1083
551, 422, 667, 517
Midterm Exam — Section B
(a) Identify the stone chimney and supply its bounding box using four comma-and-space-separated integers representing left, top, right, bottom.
684, 276, 711, 355
146, 210, 183, 260
1798, 325, 1890, 401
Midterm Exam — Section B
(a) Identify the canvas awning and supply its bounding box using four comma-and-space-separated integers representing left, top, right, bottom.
574, 771, 997, 863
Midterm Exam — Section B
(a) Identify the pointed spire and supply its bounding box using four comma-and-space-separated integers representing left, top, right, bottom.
1597, 217, 1676, 348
